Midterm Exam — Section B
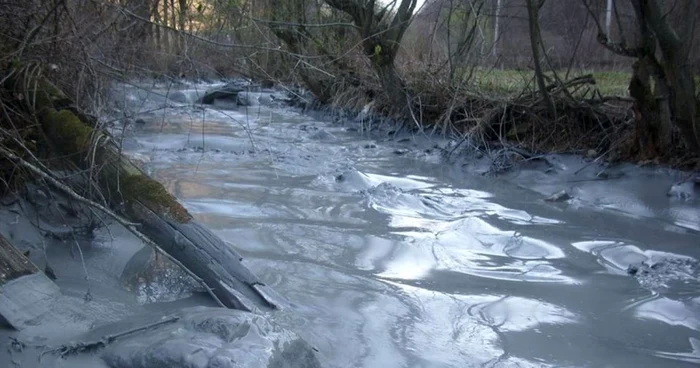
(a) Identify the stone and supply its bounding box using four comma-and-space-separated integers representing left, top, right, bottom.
236, 91, 260, 107
200, 81, 257, 105
168, 91, 189, 103
309, 130, 335, 141
545, 190, 571, 202
667, 181, 696, 199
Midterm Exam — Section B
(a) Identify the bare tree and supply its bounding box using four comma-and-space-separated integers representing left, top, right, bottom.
323, 0, 418, 113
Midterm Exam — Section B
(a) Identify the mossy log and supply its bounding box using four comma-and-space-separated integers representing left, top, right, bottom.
4, 70, 282, 312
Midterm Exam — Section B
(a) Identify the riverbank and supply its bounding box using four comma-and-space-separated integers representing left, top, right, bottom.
301, 75, 700, 171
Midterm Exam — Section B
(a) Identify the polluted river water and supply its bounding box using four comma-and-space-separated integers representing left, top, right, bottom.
116, 82, 700, 367
3, 81, 698, 368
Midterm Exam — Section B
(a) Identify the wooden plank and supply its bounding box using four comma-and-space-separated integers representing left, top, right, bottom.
0, 232, 38, 286
0, 233, 60, 330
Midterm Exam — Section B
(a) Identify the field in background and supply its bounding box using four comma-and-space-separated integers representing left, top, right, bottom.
468, 69, 631, 97
468, 68, 700, 99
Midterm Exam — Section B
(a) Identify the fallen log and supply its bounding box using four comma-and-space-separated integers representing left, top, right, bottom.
4, 67, 282, 312
0, 232, 60, 330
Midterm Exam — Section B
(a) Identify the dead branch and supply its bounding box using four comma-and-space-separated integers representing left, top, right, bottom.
42, 315, 180, 358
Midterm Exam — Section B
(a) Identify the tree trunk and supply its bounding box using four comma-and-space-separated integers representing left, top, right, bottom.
152, 0, 162, 52
525, 0, 554, 114
373, 54, 409, 111
323, 0, 418, 114
493, 0, 502, 58
162, 0, 170, 53
630, 0, 699, 153
178, 0, 187, 55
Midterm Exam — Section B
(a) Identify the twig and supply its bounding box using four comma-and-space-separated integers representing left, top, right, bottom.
42, 316, 180, 358
0, 146, 227, 309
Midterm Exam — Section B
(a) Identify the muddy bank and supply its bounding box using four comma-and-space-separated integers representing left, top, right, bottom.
0, 185, 320, 368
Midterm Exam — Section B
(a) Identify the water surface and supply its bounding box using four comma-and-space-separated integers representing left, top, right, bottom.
116, 83, 700, 368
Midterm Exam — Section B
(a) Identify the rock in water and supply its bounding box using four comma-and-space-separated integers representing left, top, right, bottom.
545, 190, 571, 202
667, 181, 697, 200
101, 307, 322, 368
236, 91, 260, 107
200, 81, 256, 105
167, 91, 189, 104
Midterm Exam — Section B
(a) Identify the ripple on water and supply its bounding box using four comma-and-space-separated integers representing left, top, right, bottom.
117, 90, 700, 367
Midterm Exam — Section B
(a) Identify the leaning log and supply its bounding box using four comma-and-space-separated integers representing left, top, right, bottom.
0, 233, 60, 330
4, 69, 282, 312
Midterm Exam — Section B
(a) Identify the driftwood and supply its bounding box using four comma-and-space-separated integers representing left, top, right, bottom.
0, 233, 60, 330
4, 69, 282, 312
0, 232, 37, 286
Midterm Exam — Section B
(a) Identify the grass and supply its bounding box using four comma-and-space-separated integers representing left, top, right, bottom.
465, 68, 631, 98
466, 67, 700, 100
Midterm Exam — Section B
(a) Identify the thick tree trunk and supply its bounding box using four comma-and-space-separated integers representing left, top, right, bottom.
373, 57, 409, 113
324, 0, 417, 114
630, 0, 699, 153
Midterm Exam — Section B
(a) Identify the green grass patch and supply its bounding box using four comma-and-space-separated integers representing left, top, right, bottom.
463, 68, 632, 98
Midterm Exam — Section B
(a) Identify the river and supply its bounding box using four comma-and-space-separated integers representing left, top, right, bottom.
110, 81, 700, 367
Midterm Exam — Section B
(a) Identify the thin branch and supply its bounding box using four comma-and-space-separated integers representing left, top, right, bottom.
43, 315, 180, 358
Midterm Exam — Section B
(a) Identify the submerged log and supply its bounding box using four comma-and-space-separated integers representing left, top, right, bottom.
4, 69, 282, 312
0, 233, 60, 330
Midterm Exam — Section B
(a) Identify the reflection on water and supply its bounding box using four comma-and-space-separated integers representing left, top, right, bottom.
117, 83, 700, 368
